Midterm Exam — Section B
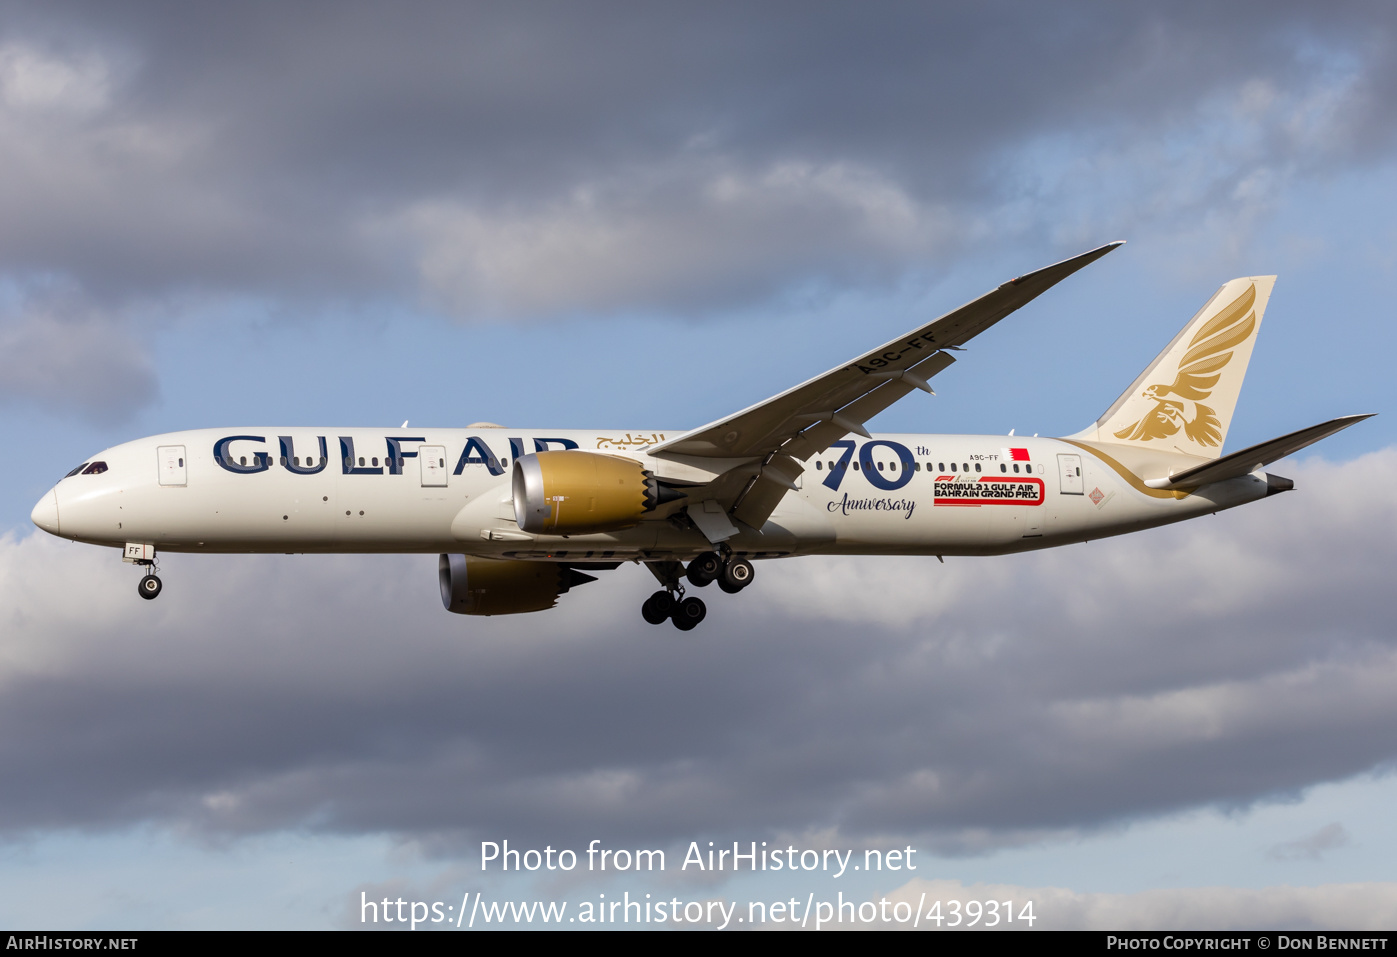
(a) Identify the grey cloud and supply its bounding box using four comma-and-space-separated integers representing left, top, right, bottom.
0, 289, 156, 423
388, 158, 957, 317
1268, 822, 1352, 861
0, 2, 1392, 317
2, 451, 1396, 855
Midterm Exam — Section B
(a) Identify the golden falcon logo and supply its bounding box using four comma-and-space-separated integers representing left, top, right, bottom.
1113, 284, 1256, 446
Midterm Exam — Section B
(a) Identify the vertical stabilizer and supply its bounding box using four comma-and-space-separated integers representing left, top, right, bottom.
1072, 276, 1275, 460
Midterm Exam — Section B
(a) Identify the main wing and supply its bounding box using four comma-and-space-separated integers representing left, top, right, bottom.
651, 242, 1123, 527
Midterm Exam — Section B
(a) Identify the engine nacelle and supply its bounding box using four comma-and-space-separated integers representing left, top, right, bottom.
512, 451, 665, 535
439, 554, 597, 616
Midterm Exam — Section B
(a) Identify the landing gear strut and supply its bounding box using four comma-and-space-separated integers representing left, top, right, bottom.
125, 544, 162, 600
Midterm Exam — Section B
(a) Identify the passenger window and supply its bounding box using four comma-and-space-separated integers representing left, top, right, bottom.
877, 462, 884, 472
975, 463, 981, 472
372, 457, 379, 467
359, 457, 365, 466
816, 461, 823, 470
937, 462, 944, 471
1000, 464, 1006, 472
950, 463, 957, 472
239, 457, 247, 466
178, 458, 184, 467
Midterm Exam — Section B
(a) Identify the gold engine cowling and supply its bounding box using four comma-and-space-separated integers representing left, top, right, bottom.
512, 451, 664, 535
438, 555, 597, 616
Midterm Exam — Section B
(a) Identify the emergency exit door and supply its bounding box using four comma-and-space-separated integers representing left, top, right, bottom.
157, 446, 187, 486
420, 445, 448, 487
1057, 453, 1083, 495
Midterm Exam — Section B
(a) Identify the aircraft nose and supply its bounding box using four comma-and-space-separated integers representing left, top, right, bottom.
31, 488, 59, 535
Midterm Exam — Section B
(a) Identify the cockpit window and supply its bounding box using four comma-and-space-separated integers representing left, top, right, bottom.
65, 463, 89, 478
81, 461, 108, 475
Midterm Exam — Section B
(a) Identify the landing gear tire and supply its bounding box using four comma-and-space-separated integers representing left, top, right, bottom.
718, 578, 743, 594
138, 574, 163, 600
721, 558, 754, 591
671, 596, 706, 631
686, 552, 721, 588
641, 590, 675, 625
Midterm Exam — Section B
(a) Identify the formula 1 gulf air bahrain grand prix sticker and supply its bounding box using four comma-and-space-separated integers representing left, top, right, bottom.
933, 475, 1045, 506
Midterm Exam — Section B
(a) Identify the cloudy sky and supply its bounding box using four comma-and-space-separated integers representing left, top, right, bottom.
3, 1, 1397, 931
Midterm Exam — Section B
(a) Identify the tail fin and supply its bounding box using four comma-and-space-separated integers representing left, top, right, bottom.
1072, 276, 1275, 460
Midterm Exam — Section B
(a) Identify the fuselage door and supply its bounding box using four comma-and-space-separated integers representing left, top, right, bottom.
157, 445, 187, 487
1057, 453, 1083, 495
420, 445, 448, 487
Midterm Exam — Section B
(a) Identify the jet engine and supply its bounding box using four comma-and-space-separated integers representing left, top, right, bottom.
512, 451, 680, 535
439, 554, 597, 616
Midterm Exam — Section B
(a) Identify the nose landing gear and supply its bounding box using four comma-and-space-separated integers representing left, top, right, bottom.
124, 543, 163, 600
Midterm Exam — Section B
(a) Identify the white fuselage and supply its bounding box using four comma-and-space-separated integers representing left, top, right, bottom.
33, 427, 1270, 563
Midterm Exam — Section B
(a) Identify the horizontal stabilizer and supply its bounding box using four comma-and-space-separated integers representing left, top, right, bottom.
1143, 414, 1375, 490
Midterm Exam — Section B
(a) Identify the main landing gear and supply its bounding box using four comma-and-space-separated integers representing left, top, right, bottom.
640, 550, 755, 631
641, 589, 707, 631
686, 550, 753, 593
